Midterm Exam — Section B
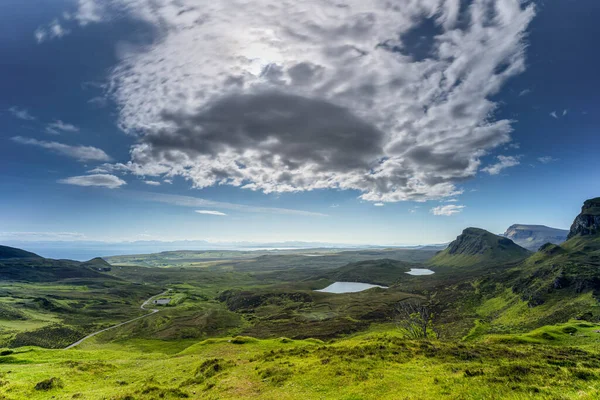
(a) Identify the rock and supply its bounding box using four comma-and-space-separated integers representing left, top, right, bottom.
567, 197, 600, 239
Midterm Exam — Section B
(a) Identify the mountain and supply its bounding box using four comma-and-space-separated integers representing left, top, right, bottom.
428, 227, 530, 267
503, 224, 568, 251
568, 197, 600, 239
0, 245, 41, 260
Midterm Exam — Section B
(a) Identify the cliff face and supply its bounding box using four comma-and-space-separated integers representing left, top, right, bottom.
568, 198, 600, 239
503, 224, 568, 251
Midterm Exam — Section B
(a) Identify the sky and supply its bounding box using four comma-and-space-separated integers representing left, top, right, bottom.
1, 0, 599, 247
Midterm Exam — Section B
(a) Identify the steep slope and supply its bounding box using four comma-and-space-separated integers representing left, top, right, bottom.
503, 224, 568, 251
429, 228, 530, 268
468, 198, 600, 335
568, 197, 600, 238
0, 245, 41, 259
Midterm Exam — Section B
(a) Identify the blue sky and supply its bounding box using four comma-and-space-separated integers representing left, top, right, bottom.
1, 0, 599, 246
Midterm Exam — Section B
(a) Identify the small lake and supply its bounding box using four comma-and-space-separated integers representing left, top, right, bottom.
316, 282, 388, 294
405, 268, 435, 276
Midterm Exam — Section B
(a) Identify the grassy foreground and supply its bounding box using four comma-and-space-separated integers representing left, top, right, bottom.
1, 321, 600, 399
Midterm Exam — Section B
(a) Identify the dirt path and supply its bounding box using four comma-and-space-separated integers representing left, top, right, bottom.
64, 289, 171, 350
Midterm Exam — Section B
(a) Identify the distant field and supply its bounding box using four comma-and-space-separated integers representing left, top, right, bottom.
104, 248, 440, 268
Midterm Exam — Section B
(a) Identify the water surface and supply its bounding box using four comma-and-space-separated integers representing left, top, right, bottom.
405, 268, 435, 276
316, 282, 388, 294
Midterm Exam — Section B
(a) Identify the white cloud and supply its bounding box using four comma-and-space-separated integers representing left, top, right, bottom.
562, 109, 568, 116
163, 179, 173, 184
34, 19, 70, 43
124, 190, 328, 217
46, 120, 80, 134
550, 111, 558, 119
11, 136, 111, 162
518, 89, 531, 96
195, 210, 227, 216
67, 0, 534, 203
8, 106, 35, 121
538, 156, 558, 164
481, 155, 521, 175
58, 174, 126, 189
0, 231, 87, 241
374, 202, 384, 207
430, 204, 465, 216
444, 198, 458, 202
75, 0, 105, 25
144, 180, 161, 186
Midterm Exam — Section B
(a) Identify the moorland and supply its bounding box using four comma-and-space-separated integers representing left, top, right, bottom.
1, 198, 600, 399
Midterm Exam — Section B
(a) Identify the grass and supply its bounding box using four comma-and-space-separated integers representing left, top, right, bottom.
2, 325, 600, 399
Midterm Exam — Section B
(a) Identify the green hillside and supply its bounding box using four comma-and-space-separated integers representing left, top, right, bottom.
0, 245, 41, 259
428, 227, 530, 268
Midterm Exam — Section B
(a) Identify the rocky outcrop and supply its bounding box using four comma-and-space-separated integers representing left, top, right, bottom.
503, 224, 568, 251
568, 197, 600, 239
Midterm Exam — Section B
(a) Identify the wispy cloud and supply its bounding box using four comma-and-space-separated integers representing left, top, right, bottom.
538, 156, 558, 164
482, 155, 521, 175
195, 210, 227, 216
8, 106, 35, 121
562, 109, 568, 116
35, 19, 70, 43
144, 180, 161, 186
518, 89, 531, 96
58, 174, 126, 189
374, 203, 384, 207
0, 231, 87, 241
119, 191, 328, 217
46, 120, 79, 134
430, 204, 465, 216
11, 136, 111, 162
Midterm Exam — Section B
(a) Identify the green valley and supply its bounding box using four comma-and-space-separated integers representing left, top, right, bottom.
1, 198, 600, 399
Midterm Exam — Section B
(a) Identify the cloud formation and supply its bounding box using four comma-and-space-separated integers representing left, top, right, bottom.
35, 19, 70, 43
71, 0, 534, 202
144, 180, 161, 186
195, 210, 227, 216
538, 156, 558, 164
482, 155, 520, 175
430, 204, 465, 216
58, 174, 126, 189
8, 106, 35, 120
11, 136, 111, 162
0, 231, 87, 241
46, 120, 80, 134
123, 191, 328, 217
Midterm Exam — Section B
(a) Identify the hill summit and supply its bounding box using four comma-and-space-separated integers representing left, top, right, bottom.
0, 245, 41, 260
429, 227, 530, 267
568, 197, 600, 239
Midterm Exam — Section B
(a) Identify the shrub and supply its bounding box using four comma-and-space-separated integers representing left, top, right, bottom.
34, 377, 63, 391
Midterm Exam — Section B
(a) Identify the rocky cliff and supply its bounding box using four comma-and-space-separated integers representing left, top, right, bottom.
503, 224, 568, 251
568, 197, 600, 239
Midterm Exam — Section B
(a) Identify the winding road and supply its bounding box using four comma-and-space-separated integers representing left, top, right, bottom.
64, 289, 171, 350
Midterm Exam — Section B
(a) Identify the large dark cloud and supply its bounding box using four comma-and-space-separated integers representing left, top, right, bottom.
147, 92, 385, 173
